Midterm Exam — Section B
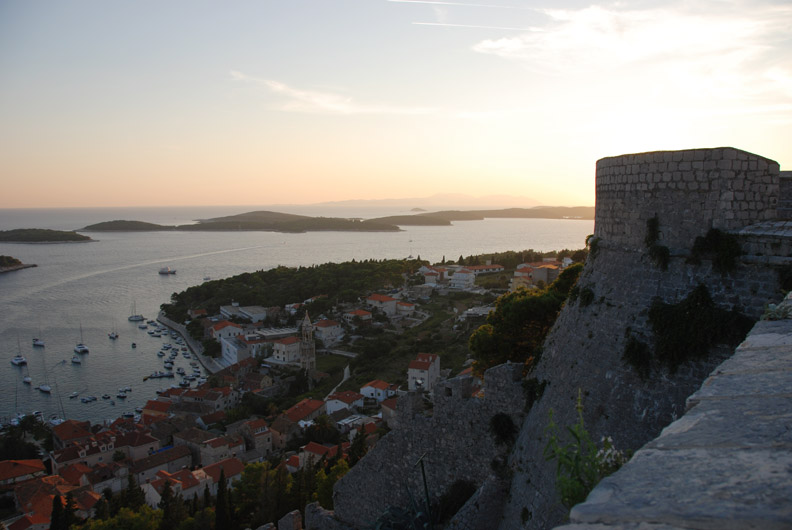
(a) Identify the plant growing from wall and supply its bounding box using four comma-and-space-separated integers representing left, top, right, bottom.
585, 235, 600, 260
622, 335, 651, 379
648, 284, 753, 372
490, 413, 518, 446
544, 391, 628, 510
645, 214, 670, 270
688, 228, 742, 274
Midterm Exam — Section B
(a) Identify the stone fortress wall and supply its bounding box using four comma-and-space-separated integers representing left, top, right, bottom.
317, 363, 526, 529
498, 147, 792, 529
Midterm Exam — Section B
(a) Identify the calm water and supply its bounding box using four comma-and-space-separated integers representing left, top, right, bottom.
0, 206, 592, 424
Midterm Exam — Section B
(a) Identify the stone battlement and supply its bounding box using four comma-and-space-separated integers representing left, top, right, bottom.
595, 147, 781, 250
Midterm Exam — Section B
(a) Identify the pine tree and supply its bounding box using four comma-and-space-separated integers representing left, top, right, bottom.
93, 496, 110, 520
124, 474, 146, 510
50, 495, 64, 530
215, 469, 231, 530
62, 492, 78, 530
203, 483, 212, 509
348, 430, 368, 466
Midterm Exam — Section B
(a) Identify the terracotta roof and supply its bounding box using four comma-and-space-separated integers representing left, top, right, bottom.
144, 400, 171, 413
275, 336, 300, 345
285, 455, 300, 469
466, 264, 504, 270
381, 398, 398, 412
327, 390, 364, 405
0, 459, 45, 482
362, 379, 390, 390
346, 309, 372, 317
409, 360, 432, 371
212, 321, 242, 331
314, 319, 340, 328
51, 420, 92, 443
130, 445, 191, 474
367, 294, 397, 303
58, 462, 92, 486
246, 418, 268, 431
416, 353, 439, 363
202, 457, 244, 483
116, 431, 158, 448
397, 301, 415, 307
200, 411, 226, 425
285, 398, 325, 423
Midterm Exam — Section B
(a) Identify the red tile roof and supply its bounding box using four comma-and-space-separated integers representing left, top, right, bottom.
367, 294, 397, 303
0, 459, 45, 482
408, 360, 432, 371
327, 390, 364, 405
381, 398, 398, 412
275, 336, 300, 345
212, 321, 242, 331
362, 379, 390, 390
143, 400, 171, 414
202, 457, 244, 483
315, 319, 340, 328
51, 420, 92, 443
285, 398, 325, 423
347, 309, 372, 317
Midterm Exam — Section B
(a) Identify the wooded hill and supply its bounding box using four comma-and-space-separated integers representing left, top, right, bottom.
0, 229, 92, 242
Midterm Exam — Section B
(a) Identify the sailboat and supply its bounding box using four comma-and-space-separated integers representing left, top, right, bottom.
49, 382, 66, 426
38, 356, 52, 393
128, 302, 144, 322
11, 336, 28, 367
74, 323, 89, 354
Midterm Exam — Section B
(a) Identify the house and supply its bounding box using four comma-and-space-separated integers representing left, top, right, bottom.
419, 265, 447, 284
210, 320, 243, 341
188, 308, 207, 319
142, 399, 172, 419
396, 301, 416, 317
197, 411, 227, 430
313, 319, 344, 345
272, 336, 301, 363
344, 309, 372, 325
142, 468, 210, 508
269, 417, 300, 450
325, 391, 364, 415
130, 445, 192, 485
173, 428, 217, 466
115, 430, 161, 461
381, 398, 399, 429
449, 269, 475, 289
13, 475, 101, 528
238, 305, 269, 322
360, 380, 398, 402
408, 353, 441, 392
0, 460, 46, 487
51, 420, 93, 450
298, 441, 349, 469
219, 303, 244, 320
284, 398, 326, 424
202, 457, 245, 496
465, 264, 505, 275
366, 294, 398, 316
240, 419, 273, 456
199, 435, 245, 466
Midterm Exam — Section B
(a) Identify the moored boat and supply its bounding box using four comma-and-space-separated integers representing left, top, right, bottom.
32, 338, 45, 347
11, 355, 27, 366
71, 355, 81, 364
158, 267, 176, 275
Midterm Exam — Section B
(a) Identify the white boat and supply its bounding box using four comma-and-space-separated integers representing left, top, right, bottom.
69, 392, 79, 399
38, 383, 51, 393
11, 355, 27, 366
128, 302, 144, 322
22, 375, 32, 385
139, 324, 148, 330
108, 331, 119, 340
32, 338, 45, 347
159, 267, 176, 275
71, 355, 81, 364
74, 324, 89, 353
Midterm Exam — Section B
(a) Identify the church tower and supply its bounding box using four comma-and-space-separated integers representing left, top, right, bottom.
299, 312, 316, 372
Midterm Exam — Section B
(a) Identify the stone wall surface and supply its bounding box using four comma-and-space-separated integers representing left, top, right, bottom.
325, 363, 525, 528
498, 148, 789, 529
555, 319, 792, 529
595, 147, 780, 250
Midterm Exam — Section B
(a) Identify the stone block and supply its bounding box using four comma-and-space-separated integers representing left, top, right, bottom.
570, 448, 792, 529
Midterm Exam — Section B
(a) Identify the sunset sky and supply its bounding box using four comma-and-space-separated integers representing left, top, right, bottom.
1, 0, 790, 209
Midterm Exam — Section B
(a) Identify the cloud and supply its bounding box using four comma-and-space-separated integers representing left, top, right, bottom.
230, 71, 435, 115
388, 0, 527, 8
470, 3, 792, 106
414, 22, 540, 31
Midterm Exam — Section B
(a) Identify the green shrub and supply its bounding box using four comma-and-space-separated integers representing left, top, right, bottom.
648, 285, 753, 372
579, 287, 595, 307
688, 228, 742, 274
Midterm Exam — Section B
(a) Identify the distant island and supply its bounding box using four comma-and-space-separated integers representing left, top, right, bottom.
81, 206, 594, 234
83, 211, 401, 233
0, 255, 36, 273
0, 228, 92, 243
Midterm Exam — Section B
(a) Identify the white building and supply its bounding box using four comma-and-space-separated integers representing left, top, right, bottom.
325, 390, 365, 415
408, 353, 441, 392
360, 380, 398, 402
449, 269, 475, 289
272, 336, 301, 363
313, 319, 344, 345
366, 294, 398, 316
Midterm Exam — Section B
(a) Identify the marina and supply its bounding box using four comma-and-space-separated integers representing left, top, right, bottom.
0, 208, 592, 424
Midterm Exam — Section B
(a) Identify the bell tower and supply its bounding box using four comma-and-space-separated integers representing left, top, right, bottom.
300, 312, 316, 372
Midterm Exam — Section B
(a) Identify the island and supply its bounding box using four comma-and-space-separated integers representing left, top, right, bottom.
0, 228, 92, 242
83, 211, 401, 233
81, 206, 595, 233
0, 255, 36, 273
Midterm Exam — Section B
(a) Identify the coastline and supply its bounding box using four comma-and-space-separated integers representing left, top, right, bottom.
0, 263, 37, 273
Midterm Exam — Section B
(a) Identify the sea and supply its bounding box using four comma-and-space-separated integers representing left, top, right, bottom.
0, 205, 593, 425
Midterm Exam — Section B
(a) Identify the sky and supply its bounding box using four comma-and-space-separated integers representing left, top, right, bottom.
0, 0, 790, 209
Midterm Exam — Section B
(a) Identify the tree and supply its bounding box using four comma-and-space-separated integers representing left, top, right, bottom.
315, 460, 349, 510
93, 496, 111, 521
215, 469, 231, 530
348, 430, 368, 466
469, 263, 582, 375
122, 474, 146, 511
63, 492, 78, 529
50, 495, 64, 530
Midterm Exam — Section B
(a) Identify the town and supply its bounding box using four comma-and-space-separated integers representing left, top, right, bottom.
0, 249, 585, 530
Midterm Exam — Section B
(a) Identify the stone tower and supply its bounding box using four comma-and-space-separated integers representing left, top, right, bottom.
299, 312, 316, 372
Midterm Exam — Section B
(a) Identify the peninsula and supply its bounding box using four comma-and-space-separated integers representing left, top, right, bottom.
0, 228, 92, 243
0, 255, 36, 273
